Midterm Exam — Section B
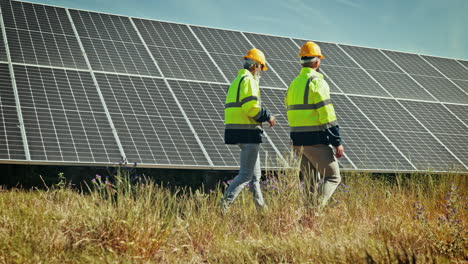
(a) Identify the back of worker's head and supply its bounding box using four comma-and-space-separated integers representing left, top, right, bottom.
299, 41, 324, 70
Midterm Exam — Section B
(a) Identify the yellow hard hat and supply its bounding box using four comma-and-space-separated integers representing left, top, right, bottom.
243, 48, 268, 71
298, 41, 324, 59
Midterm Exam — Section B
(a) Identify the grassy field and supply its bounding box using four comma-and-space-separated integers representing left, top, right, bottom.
0, 165, 466, 263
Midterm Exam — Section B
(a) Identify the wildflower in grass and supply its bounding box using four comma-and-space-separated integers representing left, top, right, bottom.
413, 201, 426, 222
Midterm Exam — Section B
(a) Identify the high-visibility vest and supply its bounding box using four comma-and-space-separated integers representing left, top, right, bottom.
285, 67, 338, 132
224, 69, 263, 130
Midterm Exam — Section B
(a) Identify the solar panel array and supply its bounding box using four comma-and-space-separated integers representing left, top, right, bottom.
0, 0, 466, 172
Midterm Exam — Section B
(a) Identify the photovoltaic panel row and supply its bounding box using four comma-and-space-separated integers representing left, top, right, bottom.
267, 59, 300, 88
411, 75, 468, 104
243, 32, 297, 61
350, 96, 464, 170
435, 134, 468, 166
293, 39, 359, 68
381, 50, 443, 77
69, 11, 161, 76
14, 65, 121, 162
366, 70, 436, 101
190, 26, 252, 56
0, 64, 25, 160
210, 53, 284, 88
1, 0, 88, 69
95, 73, 209, 166
167, 79, 280, 167
323, 65, 391, 97
339, 44, 403, 73
421, 55, 468, 80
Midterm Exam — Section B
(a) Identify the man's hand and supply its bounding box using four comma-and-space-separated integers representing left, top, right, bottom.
268, 115, 276, 127
335, 145, 344, 158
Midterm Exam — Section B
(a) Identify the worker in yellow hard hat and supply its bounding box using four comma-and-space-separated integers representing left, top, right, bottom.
220, 48, 276, 212
285, 41, 344, 211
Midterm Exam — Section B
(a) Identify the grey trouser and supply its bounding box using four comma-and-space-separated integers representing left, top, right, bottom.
293, 144, 341, 208
221, 144, 266, 210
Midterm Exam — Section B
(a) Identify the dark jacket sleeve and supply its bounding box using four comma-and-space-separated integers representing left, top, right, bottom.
326, 125, 342, 147
254, 108, 271, 123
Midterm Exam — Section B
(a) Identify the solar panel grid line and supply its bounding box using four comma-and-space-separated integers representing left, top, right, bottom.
186, 25, 230, 83
239, 31, 289, 88
65, 8, 126, 160
0, 8, 30, 159
418, 55, 468, 95
128, 17, 214, 167
377, 49, 441, 102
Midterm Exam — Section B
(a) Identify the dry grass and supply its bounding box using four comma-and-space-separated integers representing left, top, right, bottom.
0, 166, 466, 263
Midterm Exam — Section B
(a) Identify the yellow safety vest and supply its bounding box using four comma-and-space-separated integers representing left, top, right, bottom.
224, 69, 263, 130
285, 67, 337, 132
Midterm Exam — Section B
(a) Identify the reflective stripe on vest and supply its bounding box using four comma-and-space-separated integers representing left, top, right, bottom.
225, 76, 247, 109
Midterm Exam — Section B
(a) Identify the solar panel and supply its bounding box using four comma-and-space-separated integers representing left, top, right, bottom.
133, 19, 204, 51
0, 63, 25, 160
339, 128, 415, 171
147, 45, 226, 82
208, 53, 284, 88
293, 39, 358, 68
399, 101, 467, 135
381, 50, 443, 77
366, 70, 436, 101
243, 33, 297, 61
1, 0, 88, 69
1, 0, 74, 35
0, 0, 465, 172
95, 73, 209, 166
421, 55, 468, 80
15, 65, 121, 162
450, 79, 468, 93
190, 26, 252, 56
350, 96, 427, 132
443, 104, 467, 126
383, 131, 463, 171
69, 11, 161, 76
323, 65, 392, 97
411, 75, 468, 104
69, 10, 140, 43
339, 44, 403, 73
6, 28, 88, 69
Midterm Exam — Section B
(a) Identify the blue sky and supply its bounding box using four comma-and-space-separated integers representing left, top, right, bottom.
27, 0, 468, 60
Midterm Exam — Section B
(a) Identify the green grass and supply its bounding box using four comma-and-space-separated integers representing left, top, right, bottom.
0, 166, 466, 263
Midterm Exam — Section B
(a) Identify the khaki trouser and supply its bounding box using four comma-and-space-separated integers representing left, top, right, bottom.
293, 144, 341, 209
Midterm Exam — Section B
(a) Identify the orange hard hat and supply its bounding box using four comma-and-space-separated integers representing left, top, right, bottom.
298, 41, 324, 59
243, 48, 268, 71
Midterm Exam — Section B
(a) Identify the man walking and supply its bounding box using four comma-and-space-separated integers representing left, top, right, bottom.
220, 48, 276, 212
285, 41, 344, 210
